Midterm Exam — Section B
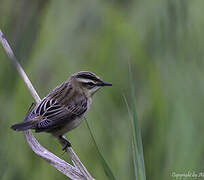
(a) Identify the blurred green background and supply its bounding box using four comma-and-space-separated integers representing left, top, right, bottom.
1, 0, 204, 179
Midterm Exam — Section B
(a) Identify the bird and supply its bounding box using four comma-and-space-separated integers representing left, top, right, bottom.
11, 71, 112, 150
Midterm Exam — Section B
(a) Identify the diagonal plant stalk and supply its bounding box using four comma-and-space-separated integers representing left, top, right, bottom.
85, 119, 116, 180
0, 29, 94, 180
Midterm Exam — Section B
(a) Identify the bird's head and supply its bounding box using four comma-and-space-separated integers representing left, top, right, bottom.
70, 71, 112, 97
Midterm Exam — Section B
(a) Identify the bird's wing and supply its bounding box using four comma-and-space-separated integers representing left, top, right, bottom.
30, 95, 87, 132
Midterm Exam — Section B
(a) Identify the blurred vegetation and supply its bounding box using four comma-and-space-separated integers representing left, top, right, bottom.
1, 0, 204, 179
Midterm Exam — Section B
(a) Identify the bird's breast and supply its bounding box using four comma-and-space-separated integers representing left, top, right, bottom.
51, 98, 92, 137
51, 116, 84, 137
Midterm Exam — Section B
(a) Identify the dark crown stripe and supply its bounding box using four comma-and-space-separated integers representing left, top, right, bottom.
75, 72, 100, 82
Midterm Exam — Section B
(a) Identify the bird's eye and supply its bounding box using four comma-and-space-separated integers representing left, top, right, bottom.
82, 82, 95, 89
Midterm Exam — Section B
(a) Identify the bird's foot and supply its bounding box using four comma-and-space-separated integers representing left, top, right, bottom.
58, 135, 72, 152
62, 141, 72, 151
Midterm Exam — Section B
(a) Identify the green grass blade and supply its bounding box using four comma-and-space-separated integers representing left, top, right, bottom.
123, 64, 146, 180
85, 119, 117, 180
123, 96, 146, 180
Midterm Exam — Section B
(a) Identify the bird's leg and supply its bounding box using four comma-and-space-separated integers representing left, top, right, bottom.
23, 102, 36, 122
58, 135, 72, 152
27, 102, 35, 113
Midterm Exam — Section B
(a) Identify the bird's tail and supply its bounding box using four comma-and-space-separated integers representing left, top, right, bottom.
10, 121, 36, 131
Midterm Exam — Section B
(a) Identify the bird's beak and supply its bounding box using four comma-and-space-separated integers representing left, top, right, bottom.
101, 81, 112, 86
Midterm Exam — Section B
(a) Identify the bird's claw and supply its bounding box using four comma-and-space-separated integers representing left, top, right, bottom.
58, 135, 72, 153
62, 141, 72, 151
